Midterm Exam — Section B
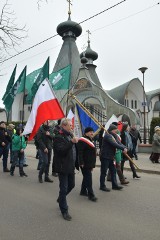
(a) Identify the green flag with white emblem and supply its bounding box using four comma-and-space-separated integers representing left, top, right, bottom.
25, 68, 41, 104
49, 65, 71, 90
3, 66, 27, 112
27, 57, 49, 104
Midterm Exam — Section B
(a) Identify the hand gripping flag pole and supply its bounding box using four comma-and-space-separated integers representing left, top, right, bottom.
69, 93, 139, 170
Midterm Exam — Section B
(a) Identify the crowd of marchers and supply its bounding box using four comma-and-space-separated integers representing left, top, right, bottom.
0, 119, 160, 221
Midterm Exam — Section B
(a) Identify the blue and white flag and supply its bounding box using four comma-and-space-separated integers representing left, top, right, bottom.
76, 104, 99, 134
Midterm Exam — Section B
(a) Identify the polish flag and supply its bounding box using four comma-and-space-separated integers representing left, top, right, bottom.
67, 109, 74, 129
23, 79, 65, 140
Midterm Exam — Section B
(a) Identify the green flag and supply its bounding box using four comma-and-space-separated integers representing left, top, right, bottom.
24, 68, 41, 104
2, 65, 17, 101
30, 57, 49, 102
49, 65, 71, 90
26, 68, 41, 94
3, 66, 27, 112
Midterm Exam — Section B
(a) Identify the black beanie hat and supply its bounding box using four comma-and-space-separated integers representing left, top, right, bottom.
108, 124, 117, 132
84, 127, 94, 134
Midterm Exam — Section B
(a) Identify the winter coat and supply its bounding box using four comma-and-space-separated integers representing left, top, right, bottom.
152, 133, 160, 153
12, 134, 26, 151
77, 136, 96, 169
0, 127, 11, 147
36, 125, 54, 151
53, 129, 75, 174
121, 131, 133, 160
100, 132, 126, 160
130, 128, 142, 143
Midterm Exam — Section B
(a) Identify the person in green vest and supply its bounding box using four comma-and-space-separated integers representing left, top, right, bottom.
10, 127, 27, 177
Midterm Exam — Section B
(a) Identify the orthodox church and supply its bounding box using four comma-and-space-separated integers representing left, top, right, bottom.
7, 8, 159, 133
50, 11, 139, 126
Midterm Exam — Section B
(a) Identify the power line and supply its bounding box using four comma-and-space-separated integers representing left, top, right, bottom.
1, 0, 127, 64
1, 1, 159, 72
92, 2, 160, 33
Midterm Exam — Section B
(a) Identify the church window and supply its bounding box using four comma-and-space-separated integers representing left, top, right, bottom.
131, 100, 134, 109
135, 100, 137, 109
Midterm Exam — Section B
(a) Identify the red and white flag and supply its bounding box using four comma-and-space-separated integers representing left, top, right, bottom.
23, 79, 65, 140
67, 109, 74, 128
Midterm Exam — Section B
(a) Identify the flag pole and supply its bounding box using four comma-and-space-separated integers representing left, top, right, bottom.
69, 93, 139, 169
22, 66, 27, 126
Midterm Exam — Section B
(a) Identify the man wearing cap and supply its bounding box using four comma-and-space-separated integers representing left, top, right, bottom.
77, 127, 97, 202
100, 124, 127, 191
0, 121, 11, 172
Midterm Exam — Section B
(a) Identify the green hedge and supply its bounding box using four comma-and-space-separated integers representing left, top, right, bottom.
149, 117, 160, 143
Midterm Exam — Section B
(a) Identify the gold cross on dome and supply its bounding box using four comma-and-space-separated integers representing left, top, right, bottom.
67, 0, 72, 17
86, 30, 91, 42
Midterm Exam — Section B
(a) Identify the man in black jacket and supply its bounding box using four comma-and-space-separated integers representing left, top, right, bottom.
77, 127, 97, 202
130, 124, 142, 160
36, 120, 54, 183
0, 121, 11, 172
53, 118, 78, 221
100, 124, 127, 191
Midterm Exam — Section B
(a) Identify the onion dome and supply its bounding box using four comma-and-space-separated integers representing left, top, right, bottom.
81, 56, 88, 65
57, 17, 82, 38
80, 40, 98, 62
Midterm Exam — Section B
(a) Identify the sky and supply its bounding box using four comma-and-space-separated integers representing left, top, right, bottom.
0, 0, 160, 107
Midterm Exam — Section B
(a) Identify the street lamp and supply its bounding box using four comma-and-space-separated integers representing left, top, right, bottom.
138, 67, 148, 144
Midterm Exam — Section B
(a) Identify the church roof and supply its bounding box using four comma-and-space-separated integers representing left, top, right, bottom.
153, 101, 160, 111
107, 78, 140, 104
80, 40, 101, 88
146, 88, 160, 104
53, 17, 82, 88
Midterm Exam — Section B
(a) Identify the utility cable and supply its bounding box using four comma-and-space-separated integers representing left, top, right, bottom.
1, 0, 127, 64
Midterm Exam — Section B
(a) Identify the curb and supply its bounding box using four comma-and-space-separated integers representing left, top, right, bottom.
95, 164, 160, 175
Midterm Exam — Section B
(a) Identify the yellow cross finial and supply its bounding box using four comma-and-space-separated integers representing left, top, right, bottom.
67, 0, 72, 17
86, 30, 91, 43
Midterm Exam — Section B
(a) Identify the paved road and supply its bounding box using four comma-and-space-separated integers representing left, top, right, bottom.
0, 151, 160, 240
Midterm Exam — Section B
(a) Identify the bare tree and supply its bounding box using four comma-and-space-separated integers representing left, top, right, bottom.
0, 0, 27, 63
37, 0, 48, 10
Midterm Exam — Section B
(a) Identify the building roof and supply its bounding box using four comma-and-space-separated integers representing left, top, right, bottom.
153, 101, 160, 111
53, 17, 82, 88
146, 88, 160, 104
107, 78, 140, 104
80, 40, 102, 88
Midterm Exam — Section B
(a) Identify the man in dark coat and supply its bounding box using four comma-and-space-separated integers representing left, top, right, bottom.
53, 118, 78, 221
130, 124, 142, 160
0, 121, 11, 172
100, 124, 127, 191
77, 127, 97, 202
36, 120, 54, 183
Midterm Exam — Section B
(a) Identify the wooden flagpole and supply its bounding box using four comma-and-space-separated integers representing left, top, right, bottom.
69, 93, 139, 169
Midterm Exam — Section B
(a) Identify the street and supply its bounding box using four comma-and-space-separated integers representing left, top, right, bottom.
0, 151, 160, 240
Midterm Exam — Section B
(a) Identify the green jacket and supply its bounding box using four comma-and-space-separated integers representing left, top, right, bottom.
115, 149, 122, 163
12, 134, 26, 151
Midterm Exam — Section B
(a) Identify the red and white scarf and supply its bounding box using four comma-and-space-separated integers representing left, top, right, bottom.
79, 137, 95, 148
